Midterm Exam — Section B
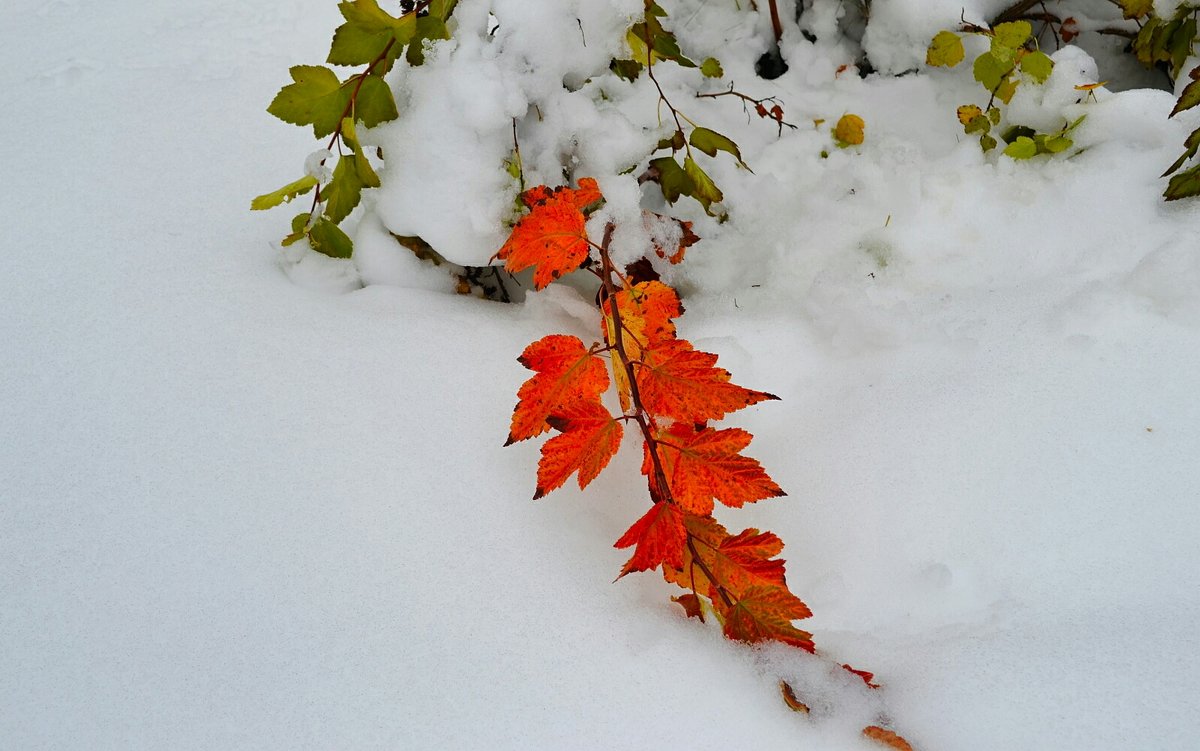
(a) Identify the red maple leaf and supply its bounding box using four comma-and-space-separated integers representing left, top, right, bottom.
613, 500, 686, 575
635, 338, 778, 423
717, 584, 816, 651
507, 335, 609, 445
498, 178, 602, 289
660, 514, 812, 651
646, 423, 785, 515
535, 400, 622, 499
601, 280, 683, 410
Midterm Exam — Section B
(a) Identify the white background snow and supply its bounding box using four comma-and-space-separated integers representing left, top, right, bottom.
2, 1, 1199, 749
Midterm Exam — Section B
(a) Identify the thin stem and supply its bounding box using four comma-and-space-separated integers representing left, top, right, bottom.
596, 222, 735, 612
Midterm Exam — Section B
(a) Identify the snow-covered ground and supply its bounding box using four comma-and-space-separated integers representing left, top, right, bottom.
3, 1, 1199, 749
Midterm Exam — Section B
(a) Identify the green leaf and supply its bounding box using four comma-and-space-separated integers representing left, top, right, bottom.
1003, 136, 1038, 159
992, 21, 1032, 53
308, 217, 354, 258
980, 133, 998, 152
322, 156, 364, 224
251, 175, 318, 211
328, 22, 392, 66
1043, 135, 1073, 153
355, 74, 399, 126
973, 52, 1009, 91
1169, 18, 1197, 79
610, 58, 644, 81
1163, 128, 1200, 176
1020, 50, 1053, 84
964, 114, 991, 135
683, 156, 723, 212
340, 117, 381, 187
926, 30, 965, 67
700, 57, 724, 78
407, 16, 450, 65
1164, 162, 1200, 200
689, 127, 748, 168
1001, 125, 1036, 143
268, 65, 351, 138
988, 107, 1002, 125
657, 130, 685, 152
428, 0, 458, 21
650, 156, 693, 204
339, 0, 400, 31
282, 212, 310, 247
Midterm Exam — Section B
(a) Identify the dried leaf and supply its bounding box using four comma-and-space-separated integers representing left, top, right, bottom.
863, 726, 915, 751
780, 680, 810, 713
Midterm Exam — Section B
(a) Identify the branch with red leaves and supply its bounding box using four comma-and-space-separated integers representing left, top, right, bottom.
495, 178, 911, 745
498, 176, 812, 649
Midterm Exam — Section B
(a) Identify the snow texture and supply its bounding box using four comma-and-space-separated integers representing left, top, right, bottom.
3, 0, 1199, 749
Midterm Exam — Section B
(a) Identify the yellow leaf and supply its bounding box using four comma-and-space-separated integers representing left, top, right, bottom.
834, 114, 865, 146
957, 104, 983, 125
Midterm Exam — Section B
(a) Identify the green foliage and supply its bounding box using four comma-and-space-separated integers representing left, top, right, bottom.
1125, 3, 1200, 198
926, 21, 1068, 157
700, 57, 724, 78
1132, 11, 1197, 81
1166, 72, 1200, 200
256, 0, 459, 258
1001, 117, 1084, 160
251, 176, 318, 211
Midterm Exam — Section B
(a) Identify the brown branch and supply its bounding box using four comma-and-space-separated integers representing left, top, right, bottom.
766, 0, 784, 46
993, 0, 1043, 24
595, 223, 735, 611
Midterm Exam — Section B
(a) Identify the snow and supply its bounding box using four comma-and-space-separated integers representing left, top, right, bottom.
3, 1, 1199, 749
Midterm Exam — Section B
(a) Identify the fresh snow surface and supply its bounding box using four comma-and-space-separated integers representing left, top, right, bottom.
3, 1, 1199, 749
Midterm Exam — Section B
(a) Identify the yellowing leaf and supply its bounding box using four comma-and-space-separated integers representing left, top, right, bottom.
251, 175, 318, 211
1118, 0, 1153, 19
1020, 49, 1053, 84
267, 65, 351, 138
957, 104, 983, 125
834, 113, 865, 146
926, 30, 964, 67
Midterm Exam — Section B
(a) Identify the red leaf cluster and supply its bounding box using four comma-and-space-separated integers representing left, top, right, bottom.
502, 179, 817, 656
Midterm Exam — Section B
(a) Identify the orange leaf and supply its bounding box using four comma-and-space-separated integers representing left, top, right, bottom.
636, 338, 778, 423
671, 593, 705, 620
521, 177, 602, 211
717, 584, 816, 651
508, 335, 609, 444
601, 280, 682, 409
535, 400, 622, 499
661, 514, 813, 650
647, 423, 784, 514
842, 663, 880, 689
499, 178, 602, 289
614, 501, 686, 575
863, 726, 915, 751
